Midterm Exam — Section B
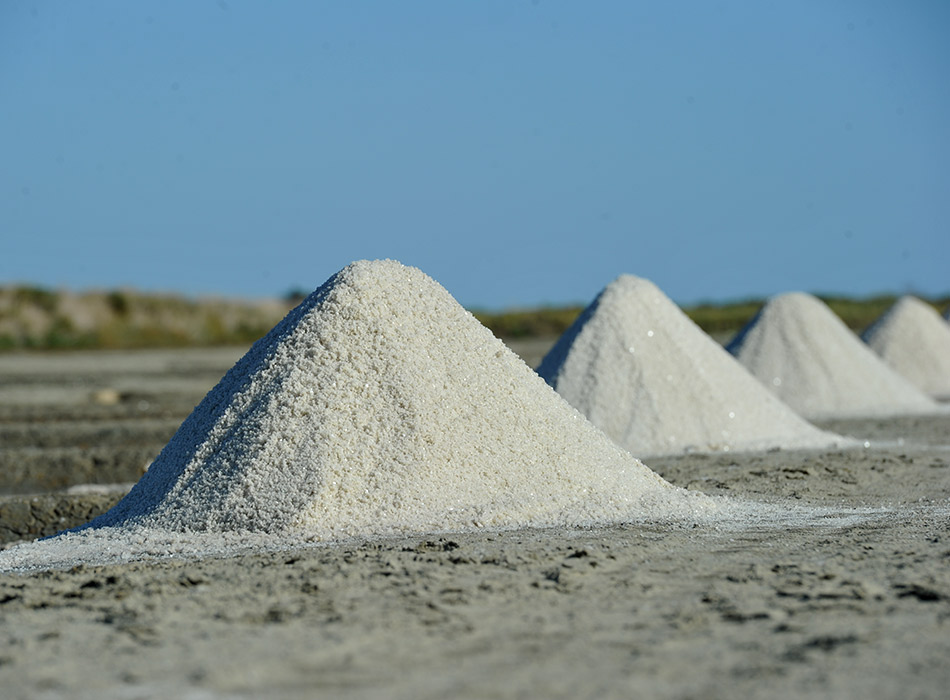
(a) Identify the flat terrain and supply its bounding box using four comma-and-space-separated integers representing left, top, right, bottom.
1, 346, 948, 699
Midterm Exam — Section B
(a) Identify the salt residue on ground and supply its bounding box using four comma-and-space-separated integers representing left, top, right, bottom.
0, 260, 719, 571
535, 275, 845, 457
727, 292, 939, 420
862, 296, 950, 400
0, 495, 902, 573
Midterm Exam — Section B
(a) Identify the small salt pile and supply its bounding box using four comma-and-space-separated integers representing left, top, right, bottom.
535, 275, 844, 457
862, 296, 950, 399
1, 261, 715, 570
727, 292, 939, 419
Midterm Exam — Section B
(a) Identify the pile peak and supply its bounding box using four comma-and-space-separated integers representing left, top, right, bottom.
727, 292, 938, 419
536, 275, 843, 457
70, 260, 712, 541
862, 296, 950, 399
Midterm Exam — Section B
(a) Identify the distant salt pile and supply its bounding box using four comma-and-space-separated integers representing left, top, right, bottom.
535, 275, 844, 457
862, 297, 950, 399
727, 293, 939, 419
5, 261, 715, 564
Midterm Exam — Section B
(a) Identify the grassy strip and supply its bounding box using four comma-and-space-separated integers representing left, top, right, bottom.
475, 294, 950, 340
1, 286, 947, 351
0, 286, 290, 352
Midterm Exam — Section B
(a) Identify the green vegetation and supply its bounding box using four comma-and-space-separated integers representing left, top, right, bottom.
472, 306, 586, 339
817, 294, 931, 333
0, 285, 294, 352
475, 293, 950, 341
13, 286, 58, 313
0, 285, 946, 351
681, 300, 766, 336
106, 290, 130, 316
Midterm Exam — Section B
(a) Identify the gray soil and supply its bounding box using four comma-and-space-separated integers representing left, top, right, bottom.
1, 347, 948, 699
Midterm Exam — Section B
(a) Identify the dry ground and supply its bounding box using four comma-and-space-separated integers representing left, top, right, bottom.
0, 347, 948, 699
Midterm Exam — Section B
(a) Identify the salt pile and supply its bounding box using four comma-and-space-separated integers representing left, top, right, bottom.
727, 292, 939, 419
1, 261, 716, 570
535, 275, 844, 457
862, 296, 950, 399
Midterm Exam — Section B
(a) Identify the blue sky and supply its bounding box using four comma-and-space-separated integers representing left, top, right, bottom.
2, 1, 948, 310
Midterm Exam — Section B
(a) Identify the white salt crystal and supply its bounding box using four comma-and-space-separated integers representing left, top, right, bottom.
862, 296, 950, 400
1, 260, 717, 570
536, 275, 844, 457
727, 292, 939, 419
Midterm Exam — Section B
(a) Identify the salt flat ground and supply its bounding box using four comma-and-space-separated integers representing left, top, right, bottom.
0, 347, 948, 699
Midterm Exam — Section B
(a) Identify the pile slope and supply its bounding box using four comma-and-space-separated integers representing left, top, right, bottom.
54, 260, 714, 542
862, 296, 950, 399
535, 275, 843, 457
727, 292, 939, 420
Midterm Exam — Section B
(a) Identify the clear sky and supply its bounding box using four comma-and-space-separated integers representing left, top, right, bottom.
3, 1, 948, 310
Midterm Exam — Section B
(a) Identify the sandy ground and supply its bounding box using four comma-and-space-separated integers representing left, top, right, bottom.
1, 346, 949, 699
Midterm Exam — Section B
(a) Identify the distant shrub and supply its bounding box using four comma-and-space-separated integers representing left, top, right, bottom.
283, 288, 310, 305
1, 284, 946, 352
106, 290, 130, 316
14, 286, 58, 313
235, 322, 273, 343
42, 316, 78, 349
683, 301, 764, 334
473, 306, 584, 339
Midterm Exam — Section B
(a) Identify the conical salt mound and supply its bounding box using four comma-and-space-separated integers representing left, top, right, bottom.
78, 260, 712, 540
535, 275, 844, 457
727, 292, 939, 419
862, 296, 950, 399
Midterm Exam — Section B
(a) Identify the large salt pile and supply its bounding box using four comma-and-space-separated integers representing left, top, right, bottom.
862, 297, 950, 399
727, 292, 939, 419
535, 275, 844, 457
3, 261, 715, 566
